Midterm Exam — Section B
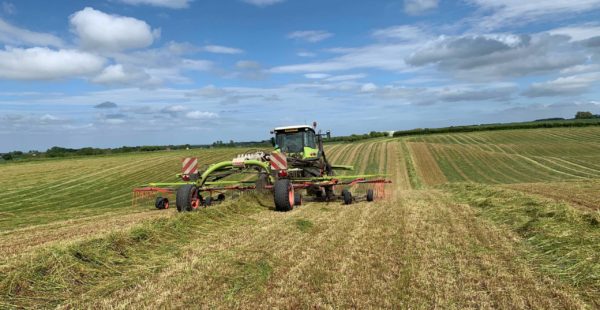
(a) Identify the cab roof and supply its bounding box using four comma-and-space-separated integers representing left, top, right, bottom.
273, 125, 314, 132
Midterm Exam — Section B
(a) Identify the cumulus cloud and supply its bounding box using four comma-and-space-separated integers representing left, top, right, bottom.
406, 34, 586, 79
0, 47, 105, 80
118, 0, 192, 9
202, 45, 244, 54
404, 0, 438, 15
94, 101, 118, 109
91, 64, 154, 86
0, 18, 63, 47
70, 7, 160, 52
288, 30, 333, 43
522, 73, 600, 97
242, 0, 284, 7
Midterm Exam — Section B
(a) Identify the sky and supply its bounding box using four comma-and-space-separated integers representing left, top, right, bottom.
1, 0, 600, 152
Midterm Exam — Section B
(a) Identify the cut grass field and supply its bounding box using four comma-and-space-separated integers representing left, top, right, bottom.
0, 127, 599, 308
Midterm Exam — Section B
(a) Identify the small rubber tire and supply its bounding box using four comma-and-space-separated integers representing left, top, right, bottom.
294, 192, 303, 206
155, 197, 169, 209
176, 184, 200, 212
342, 189, 353, 205
217, 193, 225, 201
366, 189, 374, 202
274, 179, 294, 212
205, 197, 213, 206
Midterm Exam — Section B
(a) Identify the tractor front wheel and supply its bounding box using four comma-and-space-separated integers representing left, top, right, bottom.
176, 184, 200, 212
274, 179, 294, 212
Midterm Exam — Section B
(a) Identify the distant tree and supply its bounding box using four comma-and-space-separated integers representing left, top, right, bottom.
2, 153, 13, 160
575, 111, 594, 119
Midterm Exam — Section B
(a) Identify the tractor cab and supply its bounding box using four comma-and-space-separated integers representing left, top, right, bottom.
272, 125, 319, 159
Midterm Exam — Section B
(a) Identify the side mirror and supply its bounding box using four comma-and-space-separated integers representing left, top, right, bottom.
326, 130, 331, 139
270, 137, 275, 146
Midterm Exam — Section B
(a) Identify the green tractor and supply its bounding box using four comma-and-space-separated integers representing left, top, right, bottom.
134, 123, 389, 212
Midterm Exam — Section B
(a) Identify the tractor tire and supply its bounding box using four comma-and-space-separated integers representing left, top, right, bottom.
155, 197, 169, 209
294, 192, 303, 206
366, 189, 374, 202
176, 184, 200, 212
342, 189, 353, 205
274, 179, 294, 212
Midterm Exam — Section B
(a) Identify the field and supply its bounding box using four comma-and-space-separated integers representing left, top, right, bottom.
1, 127, 599, 308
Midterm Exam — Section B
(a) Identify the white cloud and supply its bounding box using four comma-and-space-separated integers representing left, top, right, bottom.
372, 25, 429, 41
304, 73, 330, 79
163, 104, 187, 112
0, 18, 63, 47
91, 64, 153, 86
70, 7, 160, 52
203, 45, 244, 54
549, 24, 600, 42
40, 114, 60, 122
297, 51, 316, 57
272, 42, 417, 73
242, 0, 284, 7
0, 47, 105, 80
522, 73, 600, 97
404, 0, 439, 15
288, 30, 333, 43
469, 0, 600, 30
325, 74, 366, 82
185, 110, 217, 119
361, 83, 378, 92
118, 0, 192, 9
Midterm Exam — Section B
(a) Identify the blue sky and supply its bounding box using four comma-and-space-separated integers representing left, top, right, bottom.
1, 0, 600, 151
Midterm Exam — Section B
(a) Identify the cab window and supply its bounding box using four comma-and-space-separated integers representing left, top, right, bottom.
304, 131, 316, 148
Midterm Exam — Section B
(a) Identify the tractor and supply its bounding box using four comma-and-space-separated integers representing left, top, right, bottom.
133, 123, 390, 212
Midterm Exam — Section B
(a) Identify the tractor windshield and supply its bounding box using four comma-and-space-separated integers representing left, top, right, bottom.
275, 129, 316, 153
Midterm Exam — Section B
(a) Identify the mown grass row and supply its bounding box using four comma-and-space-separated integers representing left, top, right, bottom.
409, 127, 600, 185
0, 148, 255, 231
0, 193, 272, 309
447, 183, 600, 306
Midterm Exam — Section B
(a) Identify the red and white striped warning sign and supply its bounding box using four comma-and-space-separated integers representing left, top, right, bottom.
182, 157, 198, 175
270, 152, 287, 170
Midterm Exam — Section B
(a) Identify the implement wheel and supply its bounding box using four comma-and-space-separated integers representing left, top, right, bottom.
294, 192, 303, 206
155, 197, 169, 209
176, 184, 200, 212
342, 189, 353, 205
366, 189, 374, 202
274, 179, 294, 212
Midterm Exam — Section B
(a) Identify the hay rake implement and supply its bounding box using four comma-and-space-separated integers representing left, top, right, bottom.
133, 123, 391, 212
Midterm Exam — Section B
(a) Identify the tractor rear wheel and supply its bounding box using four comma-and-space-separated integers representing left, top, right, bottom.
274, 179, 294, 211
366, 189, 374, 202
176, 184, 200, 212
342, 189, 353, 205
